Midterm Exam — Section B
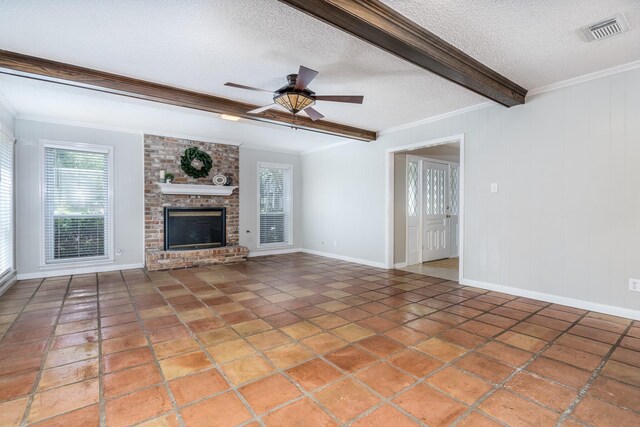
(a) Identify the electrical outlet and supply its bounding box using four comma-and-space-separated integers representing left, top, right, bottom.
333, 241, 338, 248
490, 183, 498, 193
630, 278, 640, 292
115, 248, 122, 256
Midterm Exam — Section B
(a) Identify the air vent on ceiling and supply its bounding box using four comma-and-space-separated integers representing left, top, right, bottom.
582, 15, 630, 41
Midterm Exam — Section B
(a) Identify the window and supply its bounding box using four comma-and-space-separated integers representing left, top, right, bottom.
0, 129, 13, 279
450, 165, 459, 216
258, 163, 292, 247
43, 143, 112, 264
407, 160, 419, 217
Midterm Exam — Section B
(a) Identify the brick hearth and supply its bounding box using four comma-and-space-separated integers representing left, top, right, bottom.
145, 245, 249, 270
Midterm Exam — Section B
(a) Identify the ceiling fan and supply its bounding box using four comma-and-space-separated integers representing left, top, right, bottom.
224, 65, 364, 121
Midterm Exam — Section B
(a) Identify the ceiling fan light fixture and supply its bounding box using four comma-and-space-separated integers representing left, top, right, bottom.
274, 92, 314, 114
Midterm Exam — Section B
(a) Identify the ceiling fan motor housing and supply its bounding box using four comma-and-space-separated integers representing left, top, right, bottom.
273, 74, 316, 114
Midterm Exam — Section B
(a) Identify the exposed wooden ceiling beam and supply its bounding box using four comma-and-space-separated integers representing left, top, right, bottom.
0, 50, 376, 142
278, 0, 527, 107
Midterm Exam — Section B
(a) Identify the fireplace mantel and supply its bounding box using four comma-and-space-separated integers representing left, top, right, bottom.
157, 182, 237, 196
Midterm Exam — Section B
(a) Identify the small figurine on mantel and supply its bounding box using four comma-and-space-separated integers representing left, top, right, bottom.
158, 170, 175, 183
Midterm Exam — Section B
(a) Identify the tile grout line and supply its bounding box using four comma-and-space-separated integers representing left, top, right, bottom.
3, 256, 637, 426
96, 272, 108, 427
18, 276, 69, 427
162, 268, 354, 426
218, 263, 563, 425
121, 269, 188, 427
211, 266, 468, 424
448, 304, 594, 425
140, 268, 267, 427
214, 258, 639, 422
188, 260, 635, 426
181, 267, 524, 425
0, 279, 46, 427
555, 321, 635, 426
340, 285, 552, 426
192, 266, 365, 426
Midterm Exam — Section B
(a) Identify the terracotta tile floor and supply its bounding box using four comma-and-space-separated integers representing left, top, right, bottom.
0, 253, 639, 426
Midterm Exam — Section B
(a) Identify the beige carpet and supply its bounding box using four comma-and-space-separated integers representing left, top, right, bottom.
423, 257, 459, 270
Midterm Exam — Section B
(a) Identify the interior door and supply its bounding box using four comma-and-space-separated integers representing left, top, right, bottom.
422, 160, 450, 262
449, 164, 460, 257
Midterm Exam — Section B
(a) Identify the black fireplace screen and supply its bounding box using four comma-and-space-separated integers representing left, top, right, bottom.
164, 207, 226, 250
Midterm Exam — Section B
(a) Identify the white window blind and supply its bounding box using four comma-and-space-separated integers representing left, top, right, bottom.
258, 164, 292, 246
0, 130, 14, 279
44, 145, 111, 263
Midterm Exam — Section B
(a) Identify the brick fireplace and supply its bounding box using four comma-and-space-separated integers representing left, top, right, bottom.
144, 134, 248, 271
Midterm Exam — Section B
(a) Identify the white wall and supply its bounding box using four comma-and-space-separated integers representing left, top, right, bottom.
15, 119, 144, 278
239, 147, 302, 254
302, 67, 640, 317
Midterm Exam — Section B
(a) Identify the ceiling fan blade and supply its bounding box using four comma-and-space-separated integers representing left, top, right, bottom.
294, 65, 319, 90
225, 82, 272, 93
247, 103, 276, 114
315, 95, 364, 104
303, 106, 324, 121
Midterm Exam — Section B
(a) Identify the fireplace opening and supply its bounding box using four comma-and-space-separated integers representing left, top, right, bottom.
164, 207, 226, 250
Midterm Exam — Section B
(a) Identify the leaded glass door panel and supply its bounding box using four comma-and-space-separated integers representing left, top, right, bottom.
422, 160, 450, 262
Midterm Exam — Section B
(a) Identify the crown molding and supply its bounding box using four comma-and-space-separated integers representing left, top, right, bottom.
527, 59, 640, 97
375, 59, 640, 140
241, 144, 301, 155
379, 102, 493, 137
301, 139, 354, 156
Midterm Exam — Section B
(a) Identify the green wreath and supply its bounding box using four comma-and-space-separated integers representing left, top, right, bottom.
180, 147, 212, 178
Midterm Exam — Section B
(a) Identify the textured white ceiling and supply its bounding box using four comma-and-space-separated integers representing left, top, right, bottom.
0, 0, 638, 152
381, 0, 640, 89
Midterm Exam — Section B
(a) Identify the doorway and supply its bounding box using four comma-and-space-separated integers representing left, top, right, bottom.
386, 135, 464, 282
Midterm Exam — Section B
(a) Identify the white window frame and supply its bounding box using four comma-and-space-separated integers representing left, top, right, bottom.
257, 161, 293, 249
40, 140, 115, 267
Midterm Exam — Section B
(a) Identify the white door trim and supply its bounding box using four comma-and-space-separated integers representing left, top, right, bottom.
385, 133, 465, 283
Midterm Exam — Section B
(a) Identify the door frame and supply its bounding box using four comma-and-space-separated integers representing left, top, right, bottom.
385, 133, 465, 283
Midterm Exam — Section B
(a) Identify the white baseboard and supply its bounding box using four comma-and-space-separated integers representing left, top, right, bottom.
394, 262, 408, 268
301, 249, 387, 269
248, 247, 302, 257
461, 278, 640, 321
17, 263, 145, 280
